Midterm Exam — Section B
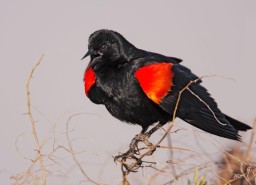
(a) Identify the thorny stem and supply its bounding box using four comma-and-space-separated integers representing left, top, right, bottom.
26, 55, 46, 185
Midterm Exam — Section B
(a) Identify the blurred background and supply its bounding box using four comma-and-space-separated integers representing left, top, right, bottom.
1, 1, 256, 184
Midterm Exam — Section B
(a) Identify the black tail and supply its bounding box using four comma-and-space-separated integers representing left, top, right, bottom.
224, 114, 252, 131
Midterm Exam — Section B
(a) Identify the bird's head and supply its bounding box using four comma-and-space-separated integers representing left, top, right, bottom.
82, 29, 136, 71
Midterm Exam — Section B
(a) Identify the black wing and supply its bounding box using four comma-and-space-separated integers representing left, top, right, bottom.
159, 64, 250, 140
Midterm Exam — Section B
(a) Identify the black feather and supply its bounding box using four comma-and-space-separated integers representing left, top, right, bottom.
224, 114, 252, 131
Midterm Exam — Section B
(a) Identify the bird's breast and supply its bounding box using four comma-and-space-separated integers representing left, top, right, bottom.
84, 67, 96, 96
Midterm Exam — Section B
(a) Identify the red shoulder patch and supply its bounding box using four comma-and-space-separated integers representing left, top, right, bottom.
84, 67, 96, 95
135, 63, 174, 104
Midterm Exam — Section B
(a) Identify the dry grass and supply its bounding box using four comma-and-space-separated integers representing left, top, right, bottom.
216, 120, 256, 185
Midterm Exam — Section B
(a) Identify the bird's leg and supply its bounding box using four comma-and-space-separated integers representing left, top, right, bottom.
140, 126, 149, 134
127, 126, 150, 154
145, 123, 163, 137
129, 123, 164, 155
142, 123, 163, 155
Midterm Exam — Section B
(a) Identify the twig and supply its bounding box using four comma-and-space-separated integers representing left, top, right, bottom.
15, 133, 32, 161
167, 135, 177, 178
65, 113, 101, 185
26, 55, 46, 185
187, 87, 226, 125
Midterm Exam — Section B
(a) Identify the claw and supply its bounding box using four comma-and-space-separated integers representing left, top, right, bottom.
122, 155, 142, 172
113, 130, 159, 171
113, 150, 133, 163
113, 133, 147, 162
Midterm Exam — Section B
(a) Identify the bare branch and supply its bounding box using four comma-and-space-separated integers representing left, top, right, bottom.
26, 54, 46, 185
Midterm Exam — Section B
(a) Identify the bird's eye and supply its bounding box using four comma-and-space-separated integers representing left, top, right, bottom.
101, 44, 108, 51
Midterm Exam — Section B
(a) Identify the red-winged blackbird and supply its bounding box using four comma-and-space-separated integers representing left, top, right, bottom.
82, 29, 251, 141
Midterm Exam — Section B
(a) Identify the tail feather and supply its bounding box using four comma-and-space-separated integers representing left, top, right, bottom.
224, 114, 252, 131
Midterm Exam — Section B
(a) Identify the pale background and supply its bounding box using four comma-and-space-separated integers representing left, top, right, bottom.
1, 1, 256, 184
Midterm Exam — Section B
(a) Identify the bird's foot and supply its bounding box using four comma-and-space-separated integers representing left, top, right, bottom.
114, 153, 142, 172
113, 150, 133, 163
139, 132, 157, 156
113, 134, 142, 163
114, 132, 154, 162
113, 134, 146, 172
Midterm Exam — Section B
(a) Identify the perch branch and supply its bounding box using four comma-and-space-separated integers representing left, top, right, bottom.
26, 55, 46, 185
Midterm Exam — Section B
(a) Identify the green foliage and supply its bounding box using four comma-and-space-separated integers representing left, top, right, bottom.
187, 168, 213, 185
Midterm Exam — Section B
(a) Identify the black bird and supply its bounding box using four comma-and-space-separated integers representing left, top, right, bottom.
82, 29, 251, 142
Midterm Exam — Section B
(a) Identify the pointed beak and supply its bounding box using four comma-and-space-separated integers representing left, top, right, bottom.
82, 50, 103, 70
81, 50, 91, 60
